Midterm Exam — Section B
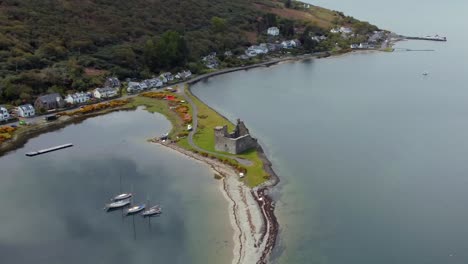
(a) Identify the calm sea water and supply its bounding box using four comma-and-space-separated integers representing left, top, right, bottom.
0, 109, 232, 264
191, 1, 468, 263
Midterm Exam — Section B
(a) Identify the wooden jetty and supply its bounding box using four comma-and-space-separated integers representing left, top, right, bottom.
404, 35, 447, 42
25, 143, 73, 157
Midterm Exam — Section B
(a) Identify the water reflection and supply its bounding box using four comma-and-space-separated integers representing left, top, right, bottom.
0, 109, 232, 264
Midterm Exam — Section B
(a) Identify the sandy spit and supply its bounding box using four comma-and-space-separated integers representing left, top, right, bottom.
154, 141, 279, 264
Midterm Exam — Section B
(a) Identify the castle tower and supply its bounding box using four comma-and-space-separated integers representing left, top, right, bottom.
236, 119, 250, 136
214, 125, 231, 153
214, 125, 228, 137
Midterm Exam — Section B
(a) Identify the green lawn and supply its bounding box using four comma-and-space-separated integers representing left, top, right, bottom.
126, 96, 186, 138
184, 86, 269, 187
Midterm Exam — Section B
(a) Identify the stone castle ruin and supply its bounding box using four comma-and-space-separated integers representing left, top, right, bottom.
214, 119, 258, 154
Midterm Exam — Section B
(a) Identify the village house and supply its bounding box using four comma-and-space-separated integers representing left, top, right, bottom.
202, 52, 219, 69
35, 93, 65, 111
148, 78, 163, 88
281, 40, 298, 49
65, 92, 89, 105
266, 43, 283, 52
0, 106, 10, 121
175, 70, 192, 80
159, 75, 168, 84
142, 79, 155, 89
267, 27, 280, 36
369, 31, 385, 44
93, 87, 118, 99
311, 35, 327, 42
359, 43, 370, 49
245, 49, 256, 57
350, 42, 371, 49
330, 26, 353, 34
104, 77, 121, 89
293, 39, 302, 47
127, 82, 142, 93
246, 44, 269, 57
162, 72, 174, 82
16, 104, 35, 118
139, 82, 148, 90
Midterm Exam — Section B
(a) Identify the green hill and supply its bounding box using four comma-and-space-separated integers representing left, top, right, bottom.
0, 0, 377, 104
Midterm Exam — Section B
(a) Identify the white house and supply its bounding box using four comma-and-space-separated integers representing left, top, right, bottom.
143, 80, 153, 89
127, 82, 142, 93
93, 87, 118, 99
17, 104, 35, 118
281, 40, 298, 49
331, 26, 353, 34
267, 27, 280, 36
202, 52, 219, 69
175, 70, 192, 80
341, 27, 353, 34
246, 44, 269, 57
0, 106, 10, 121
65, 92, 89, 105
311, 35, 327, 42
359, 42, 370, 49
139, 82, 148, 90
351, 43, 370, 49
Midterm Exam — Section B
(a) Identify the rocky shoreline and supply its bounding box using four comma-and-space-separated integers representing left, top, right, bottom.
153, 141, 279, 264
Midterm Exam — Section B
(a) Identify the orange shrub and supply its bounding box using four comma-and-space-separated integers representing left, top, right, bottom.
141, 92, 168, 99
0, 126, 16, 133
63, 99, 129, 116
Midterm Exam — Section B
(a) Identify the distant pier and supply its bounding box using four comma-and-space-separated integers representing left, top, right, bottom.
26, 143, 73, 157
403, 35, 447, 42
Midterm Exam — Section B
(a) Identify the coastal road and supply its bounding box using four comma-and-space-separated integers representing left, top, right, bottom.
3, 58, 287, 127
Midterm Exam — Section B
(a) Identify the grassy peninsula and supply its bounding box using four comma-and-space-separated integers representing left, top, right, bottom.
129, 85, 269, 187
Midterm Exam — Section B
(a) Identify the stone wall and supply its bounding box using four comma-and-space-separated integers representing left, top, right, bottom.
235, 134, 258, 154
214, 120, 258, 154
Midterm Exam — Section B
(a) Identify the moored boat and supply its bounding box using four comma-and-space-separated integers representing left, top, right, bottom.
142, 205, 162, 217
112, 193, 132, 201
126, 204, 146, 215
106, 199, 131, 210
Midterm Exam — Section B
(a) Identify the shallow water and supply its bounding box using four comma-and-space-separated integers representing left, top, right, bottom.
0, 108, 232, 264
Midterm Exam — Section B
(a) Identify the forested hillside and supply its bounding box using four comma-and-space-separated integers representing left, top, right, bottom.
0, 0, 376, 104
